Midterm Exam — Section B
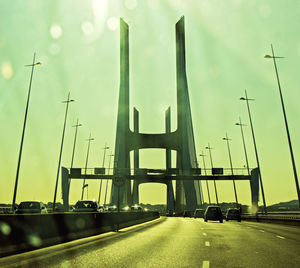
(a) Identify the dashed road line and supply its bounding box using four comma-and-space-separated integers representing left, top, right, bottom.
202, 260, 210, 268
203, 232, 207, 236
276, 235, 285, 239
205, 241, 210, 247
259, 230, 265, 232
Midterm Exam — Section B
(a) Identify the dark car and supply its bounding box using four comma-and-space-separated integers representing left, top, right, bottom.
194, 209, 205, 218
204, 206, 223, 223
105, 206, 117, 212
183, 210, 193, 217
130, 205, 143, 211
72, 200, 100, 212
15, 201, 48, 214
226, 208, 241, 222
166, 210, 175, 217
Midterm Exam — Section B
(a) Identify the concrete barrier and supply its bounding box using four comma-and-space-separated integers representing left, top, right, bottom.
0, 211, 159, 257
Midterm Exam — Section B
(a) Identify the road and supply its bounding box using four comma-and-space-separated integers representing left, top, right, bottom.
1, 217, 300, 267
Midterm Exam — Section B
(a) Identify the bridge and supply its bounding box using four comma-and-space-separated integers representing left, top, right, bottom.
1, 15, 299, 268
59, 16, 261, 215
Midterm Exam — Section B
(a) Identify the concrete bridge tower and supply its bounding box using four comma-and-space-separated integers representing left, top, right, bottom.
111, 16, 201, 213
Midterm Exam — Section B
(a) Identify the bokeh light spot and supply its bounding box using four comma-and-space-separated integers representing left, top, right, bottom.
28, 234, 42, 247
125, 0, 137, 10
0, 221, 11, 235
1, 61, 13, 79
107, 17, 119, 31
49, 43, 61, 55
82, 21, 94, 35
50, 24, 63, 39
76, 218, 86, 229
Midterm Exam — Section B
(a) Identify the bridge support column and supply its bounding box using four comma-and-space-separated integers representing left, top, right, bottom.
250, 167, 259, 213
166, 107, 175, 212
132, 107, 140, 205
61, 167, 70, 211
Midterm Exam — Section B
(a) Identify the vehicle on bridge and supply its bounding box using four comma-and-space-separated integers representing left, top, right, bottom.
225, 208, 241, 222
194, 209, 205, 218
166, 210, 175, 217
72, 200, 100, 212
14, 201, 48, 214
131, 205, 143, 211
105, 206, 117, 212
204, 206, 223, 223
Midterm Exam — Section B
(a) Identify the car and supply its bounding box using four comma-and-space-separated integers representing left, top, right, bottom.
204, 206, 223, 223
183, 210, 193, 217
166, 210, 175, 217
105, 206, 118, 212
194, 209, 205, 218
122, 206, 130, 211
226, 208, 241, 222
130, 205, 143, 211
14, 201, 48, 214
72, 200, 100, 212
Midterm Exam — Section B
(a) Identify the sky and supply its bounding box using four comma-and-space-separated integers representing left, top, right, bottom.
0, 0, 300, 207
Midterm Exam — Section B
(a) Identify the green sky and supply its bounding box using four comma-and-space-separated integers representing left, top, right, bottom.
1, 0, 300, 207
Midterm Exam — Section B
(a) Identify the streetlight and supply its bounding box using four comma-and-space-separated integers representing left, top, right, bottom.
98, 143, 110, 204
69, 119, 82, 189
240, 90, 267, 214
265, 45, 300, 209
104, 153, 114, 206
199, 152, 211, 204
12, 53, 41, 210
223, 133, 238, 208
53, 92, 74, 211
83, 184, 89, 199
81, 134, 94, 200
205, 143, 219, 205
235, 117, 250, 175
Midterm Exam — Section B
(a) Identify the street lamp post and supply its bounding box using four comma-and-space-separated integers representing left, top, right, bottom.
200, 152, 211, 204
265, 45, 300, 209
205, 143, 219, 205
82, 184, 88, 199
240, 90, 267, 214
104, 153, 114, 206
53, 92, 74, 211
81, 134, 94, 200
223, 133, 239, 208
12, 53, 41, 210
69, 119, 82, 189
235, 117, 250, 175
98, 143, 110, 204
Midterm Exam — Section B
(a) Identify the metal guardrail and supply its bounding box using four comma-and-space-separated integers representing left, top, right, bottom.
0, 207, 12, 214
241, 213, 300, 225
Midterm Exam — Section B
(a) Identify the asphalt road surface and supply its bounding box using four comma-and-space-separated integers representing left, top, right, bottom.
1, 217, 300, 267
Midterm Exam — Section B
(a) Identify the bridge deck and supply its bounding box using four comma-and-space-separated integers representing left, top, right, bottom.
69, 174, 251, 181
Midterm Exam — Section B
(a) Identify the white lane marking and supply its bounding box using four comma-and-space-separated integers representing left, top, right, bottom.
203, 232, 207, 236
201, 227, 204, 230
276, 235, 285, 239
205, 241, 210, 247
259, 230, 265, 232
202, 260, 210, 268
